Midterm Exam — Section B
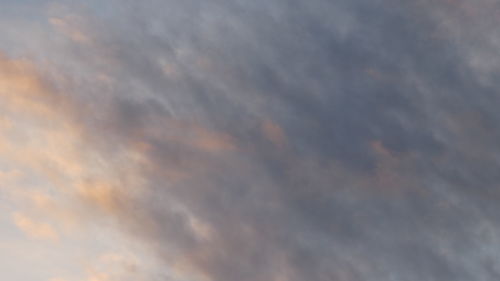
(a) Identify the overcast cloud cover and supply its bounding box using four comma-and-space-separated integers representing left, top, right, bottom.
1, 0, 500, 281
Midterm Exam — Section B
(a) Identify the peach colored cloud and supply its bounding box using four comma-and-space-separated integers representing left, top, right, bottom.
50, 16, 92, 44
261, 120, 287, 149
13, 213, 59, 241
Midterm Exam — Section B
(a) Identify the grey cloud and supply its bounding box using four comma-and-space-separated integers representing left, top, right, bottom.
9, 0, 500, 280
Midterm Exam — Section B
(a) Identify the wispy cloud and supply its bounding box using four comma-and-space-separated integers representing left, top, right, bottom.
2, 1, 500, 281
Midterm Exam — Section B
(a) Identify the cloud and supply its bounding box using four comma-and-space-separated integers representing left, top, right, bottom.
2, 0, 500, 281
13, 213, 59, 241
261, 120, 288, 149
49, 15, 92, 44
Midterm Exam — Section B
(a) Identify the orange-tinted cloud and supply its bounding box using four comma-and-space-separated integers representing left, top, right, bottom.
13, 213, 59, 241
50, 16, 92, 44
261, 120, 287, 149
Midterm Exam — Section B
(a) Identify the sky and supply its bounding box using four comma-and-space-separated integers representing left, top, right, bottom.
1, 0, 500, 281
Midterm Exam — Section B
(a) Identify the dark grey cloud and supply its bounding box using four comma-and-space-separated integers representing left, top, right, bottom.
12, 0, 500, 280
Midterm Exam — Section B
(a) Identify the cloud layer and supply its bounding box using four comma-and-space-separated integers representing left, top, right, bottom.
2, 1, 500, 281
